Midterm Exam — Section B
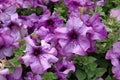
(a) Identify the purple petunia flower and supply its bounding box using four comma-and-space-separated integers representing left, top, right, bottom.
106, 42, 120, 79
106, 42, 120, 66
0, 66, 22, 80
0, 5, 18, 23
0, 0, 16, 8
3, 21, 22, 40
42, 0, 59, 4
21, 36, 58, 74
24, 72, 42, 80
81, 13, 107, 52
96, 0, 104, 6
112, 66, 120, 80
54, 58, 75, 80
39, 12, 63, 33
17, 4, 50, 32
110, 8, 120, 22
35, 26, 50, 40
0, 68, 9, 80
0, 32, 15, 59
64, 0, 82, 13
18, 13, 39, 29
55, 14, 91, 56
81, 13, 107, 40
0, 0, 8, 4
0, 20, 28, 48
16, 0, 40, 8
106, 49, 120, 66
0, 68, 9, 74
6, 66, 23, 80
64, 0, 104, 13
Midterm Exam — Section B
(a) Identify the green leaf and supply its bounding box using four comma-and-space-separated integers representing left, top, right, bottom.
87, 57, 97, 64
96, 59, 109, 68
17, 39, 25, 45
36, 6, 43, 16
42, 72, 57, 80
74, 56, 96, 65
95, 5, 105, 17
9, 66, 15, 73
96, 5, 103, 12
85, 70, 95, 79
87, 63, 97, 71
105, 76, 113, 80
78, 56, 96, 65
95, 68, 106, 78
9, 45, 25, 73
75, 69, 87, 80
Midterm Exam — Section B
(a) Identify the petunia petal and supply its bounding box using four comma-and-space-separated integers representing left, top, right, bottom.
22, 54, 34, 66
66, 16, 83, 31
40, 54, 58, 71
3, 47, 13, 57
30, 58, 43, 74
12, 66, 22, 79
0, 75, 7, 80
5, 5, 16, 15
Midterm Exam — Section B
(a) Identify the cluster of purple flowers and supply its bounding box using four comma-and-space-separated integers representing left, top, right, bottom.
106, 42, 120, 79
0, 0, 107, 80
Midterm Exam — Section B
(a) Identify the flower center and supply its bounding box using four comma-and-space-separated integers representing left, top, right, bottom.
71, 33, 77, 39
60, 66, 67, 72
8, 22, 15, 29
8, 22, 19, 30
46, 19, 54, 26
33, 48, 41, 56
0, 45, 4, 49
70, 1, 80, 7
72, 1, 79, 6
69, 31, 78, 39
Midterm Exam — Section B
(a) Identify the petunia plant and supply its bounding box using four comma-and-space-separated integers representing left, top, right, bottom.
0, 0, 120, 80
